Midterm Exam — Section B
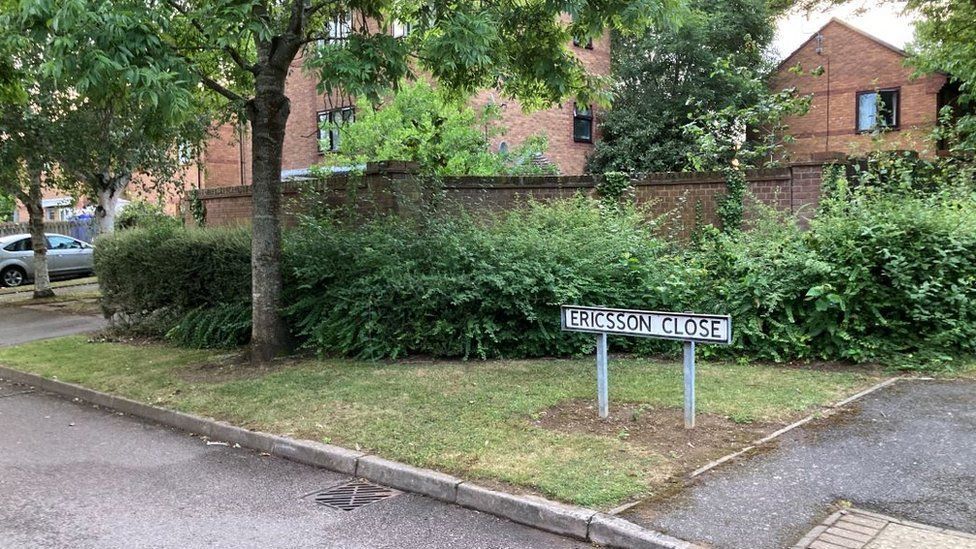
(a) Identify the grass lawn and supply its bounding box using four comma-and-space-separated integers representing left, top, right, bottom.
0, 336, 886, 508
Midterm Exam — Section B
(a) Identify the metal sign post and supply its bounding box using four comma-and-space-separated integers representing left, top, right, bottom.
560, 305, 731, 428
683, 340, 695, 429
596, 333, 609, 418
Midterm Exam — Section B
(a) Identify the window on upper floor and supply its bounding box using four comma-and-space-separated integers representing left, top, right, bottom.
572, 35, 593, 49
392, 19, 412, 38
327, 11, 352, 42
317, 107, 355, 153
573, 103, 593, 143
856, 88, 899, 132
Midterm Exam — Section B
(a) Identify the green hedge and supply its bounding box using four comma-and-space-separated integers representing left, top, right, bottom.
96, 226, 251, 338
95, 185, 976, 367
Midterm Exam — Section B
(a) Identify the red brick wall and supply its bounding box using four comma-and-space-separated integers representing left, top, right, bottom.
772, 19, 947, 160
194, 162, 826, 234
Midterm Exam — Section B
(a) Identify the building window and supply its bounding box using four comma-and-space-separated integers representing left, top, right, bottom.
327, 11, 352, 42
317, 107, 355, 153
392, 19, 412, 38
856, 88, 899, 132
573, 103, 593, 143
572, 36, 593, 49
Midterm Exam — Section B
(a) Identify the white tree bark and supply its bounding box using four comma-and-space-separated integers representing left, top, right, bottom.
94, 173, 129, 234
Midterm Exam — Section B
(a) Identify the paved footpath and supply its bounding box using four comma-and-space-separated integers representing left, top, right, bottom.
624, 379, 976, 549
0, 306, 105, 346
0, 380, 587, 549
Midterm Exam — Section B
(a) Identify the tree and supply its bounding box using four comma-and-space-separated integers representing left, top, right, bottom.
908, 0, 976, 153
0, 73, 74, 297
315, 80, 556, 176
20, 0, 681, 362
57, 95, 210, 234
683, 60, 811, 231
586, 0, 774, 174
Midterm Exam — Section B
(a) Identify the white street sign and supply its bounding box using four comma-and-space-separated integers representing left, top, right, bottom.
560, 305, 732, 428
561, 306, 731, 344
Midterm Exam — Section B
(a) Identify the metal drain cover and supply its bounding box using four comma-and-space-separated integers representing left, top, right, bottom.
309, 479, 400, 511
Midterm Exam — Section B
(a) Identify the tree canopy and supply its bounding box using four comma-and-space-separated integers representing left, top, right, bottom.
586, 0, 774, 174
908, 0, 976, 153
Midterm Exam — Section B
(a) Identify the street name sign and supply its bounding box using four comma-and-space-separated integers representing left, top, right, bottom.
560, 305, 732, 428
561, 306, 731, 344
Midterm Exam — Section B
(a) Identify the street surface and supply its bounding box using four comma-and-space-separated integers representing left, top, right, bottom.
0, 379, 587, 549
0, 306, 105, 346
624, 379, 976, 548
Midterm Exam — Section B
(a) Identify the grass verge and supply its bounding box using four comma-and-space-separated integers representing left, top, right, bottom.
0, 337, 886, 508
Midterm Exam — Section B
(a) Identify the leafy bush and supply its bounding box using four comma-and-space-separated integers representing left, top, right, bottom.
166, 302, 252, 348
115, 201, 181, 230
95, 226, 251, 338
286, 199, 692, 359
98, 171, 976, 368
689, 183, 976, 367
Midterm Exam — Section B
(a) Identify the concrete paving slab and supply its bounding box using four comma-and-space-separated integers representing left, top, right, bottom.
867, 523, 976, 549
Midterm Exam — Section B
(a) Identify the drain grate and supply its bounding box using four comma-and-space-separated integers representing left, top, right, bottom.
309, 479, 400, 511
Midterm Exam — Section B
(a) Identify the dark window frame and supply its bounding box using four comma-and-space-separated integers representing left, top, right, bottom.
317, 107, 356, 154
573, 103, 594, 144
572, 36, 594, 50
855, 87, 900, 133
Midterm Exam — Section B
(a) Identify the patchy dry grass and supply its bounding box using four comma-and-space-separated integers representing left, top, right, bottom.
0, 337, 886, 508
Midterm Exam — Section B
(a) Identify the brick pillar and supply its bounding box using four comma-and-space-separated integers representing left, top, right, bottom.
788, 161, 826, 223
365, 160, 422, 215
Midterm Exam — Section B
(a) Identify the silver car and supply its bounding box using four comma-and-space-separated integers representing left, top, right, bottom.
0, 233, 95, 288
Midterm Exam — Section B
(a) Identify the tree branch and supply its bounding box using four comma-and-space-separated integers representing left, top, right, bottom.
165, 0, 257, 74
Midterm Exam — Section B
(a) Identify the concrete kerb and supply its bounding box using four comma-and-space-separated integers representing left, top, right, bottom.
0, 365, 689, 549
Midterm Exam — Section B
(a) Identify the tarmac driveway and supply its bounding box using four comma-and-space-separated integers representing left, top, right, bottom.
624, 379, 976, 548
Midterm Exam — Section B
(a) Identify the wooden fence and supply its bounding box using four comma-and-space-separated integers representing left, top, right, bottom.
0, 220, 99, 243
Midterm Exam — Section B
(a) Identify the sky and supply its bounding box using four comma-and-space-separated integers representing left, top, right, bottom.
770, 0, 920, 61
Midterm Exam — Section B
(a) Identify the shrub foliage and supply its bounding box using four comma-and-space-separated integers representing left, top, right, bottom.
96, 161, 976, 368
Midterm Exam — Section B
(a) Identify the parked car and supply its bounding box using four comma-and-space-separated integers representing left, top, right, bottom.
0, 233, 95, 288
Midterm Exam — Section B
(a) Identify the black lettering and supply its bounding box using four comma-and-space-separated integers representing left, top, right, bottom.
569, 310, 580, 327
711, 319, 721, 338
683, 318, 696, 336
580, 311, 590, 327
638, 314, 651, 333
627, 314, 639, 331
594, 312, 605, 329
616, 312, 626, 331
662, 317, 674, 334
698, 318, 709, 337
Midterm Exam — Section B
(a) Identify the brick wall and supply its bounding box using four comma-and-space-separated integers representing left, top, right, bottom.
772, 19, 947, 160
193, 161, 827, 234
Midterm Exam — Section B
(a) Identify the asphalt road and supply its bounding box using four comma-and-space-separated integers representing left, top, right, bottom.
624, 379, 976, 548
0, 380, 588, 549
0, 306, 105, 346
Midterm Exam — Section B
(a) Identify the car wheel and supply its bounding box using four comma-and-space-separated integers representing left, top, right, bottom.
1, 266, 26, 288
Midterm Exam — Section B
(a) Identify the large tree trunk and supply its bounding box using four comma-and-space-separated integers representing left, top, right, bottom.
94, 173, 129, 234
247, 70, 291, 363
26, 171, 53, 299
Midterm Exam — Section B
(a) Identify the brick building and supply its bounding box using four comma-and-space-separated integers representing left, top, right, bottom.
772, 18, 949, 159
198, 31, 610, 189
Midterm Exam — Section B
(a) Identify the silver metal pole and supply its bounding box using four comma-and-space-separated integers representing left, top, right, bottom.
683, 340, 696, 429
596, 333, 609, 419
